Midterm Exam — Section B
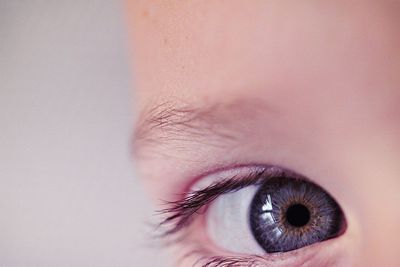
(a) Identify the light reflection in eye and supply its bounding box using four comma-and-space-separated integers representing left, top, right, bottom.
258, 194, 285, 245
261, 194, 273, 211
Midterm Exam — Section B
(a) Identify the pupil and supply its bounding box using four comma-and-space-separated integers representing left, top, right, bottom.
285, 204, 310, 227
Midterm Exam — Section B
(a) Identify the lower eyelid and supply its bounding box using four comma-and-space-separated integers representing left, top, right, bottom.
180, 208, 347, 267
177, 236, 346, 267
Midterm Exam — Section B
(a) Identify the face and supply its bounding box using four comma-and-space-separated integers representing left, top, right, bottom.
127, 1, 400, 266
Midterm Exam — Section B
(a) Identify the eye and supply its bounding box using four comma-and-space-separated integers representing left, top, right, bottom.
206, 169, 346, 255
159, 165, 347, 265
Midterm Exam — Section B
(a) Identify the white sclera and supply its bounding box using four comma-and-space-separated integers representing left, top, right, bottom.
207, 185, 265, 254
192, 166, 266, 255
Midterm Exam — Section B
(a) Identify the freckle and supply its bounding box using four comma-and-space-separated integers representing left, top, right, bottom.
164, 38, 168, 45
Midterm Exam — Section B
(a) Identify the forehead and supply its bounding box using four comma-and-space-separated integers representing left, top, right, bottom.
130, 0, 399, 108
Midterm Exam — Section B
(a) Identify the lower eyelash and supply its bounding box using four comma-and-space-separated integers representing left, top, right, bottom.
183, 248, 268, 267
196, 256, 266, 267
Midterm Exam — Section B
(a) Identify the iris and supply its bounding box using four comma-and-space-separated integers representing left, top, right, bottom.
249, 176, 345, 253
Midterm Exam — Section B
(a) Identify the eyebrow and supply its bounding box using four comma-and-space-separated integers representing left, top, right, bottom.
133, 98, 275, 157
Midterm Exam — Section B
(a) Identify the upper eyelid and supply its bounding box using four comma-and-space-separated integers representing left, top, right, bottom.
191, 165, 291, 191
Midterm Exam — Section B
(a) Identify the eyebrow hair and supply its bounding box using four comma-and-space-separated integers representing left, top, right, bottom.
133, 98, 275, 157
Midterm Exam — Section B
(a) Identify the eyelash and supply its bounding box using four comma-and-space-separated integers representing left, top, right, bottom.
156, 167, 291, 267
186, 253, 269, 267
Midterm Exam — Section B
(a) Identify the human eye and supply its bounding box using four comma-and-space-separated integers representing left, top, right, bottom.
157, 165, 347, 267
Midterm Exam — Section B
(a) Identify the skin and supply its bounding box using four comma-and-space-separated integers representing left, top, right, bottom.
126, 1, 400, 266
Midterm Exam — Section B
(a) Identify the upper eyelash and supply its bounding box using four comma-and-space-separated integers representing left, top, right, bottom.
157, 166, 291, 237
157, 169, 266, 236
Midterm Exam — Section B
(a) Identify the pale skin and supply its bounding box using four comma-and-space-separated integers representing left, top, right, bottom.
126, 1, 400, 266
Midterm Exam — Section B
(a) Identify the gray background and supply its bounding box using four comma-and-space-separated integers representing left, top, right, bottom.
0, 1, 169, 266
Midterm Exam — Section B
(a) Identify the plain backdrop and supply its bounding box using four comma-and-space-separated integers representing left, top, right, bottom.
0, 1, 170, 266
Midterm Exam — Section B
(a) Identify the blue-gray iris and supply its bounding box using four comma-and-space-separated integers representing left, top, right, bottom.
249, 176, 345, 253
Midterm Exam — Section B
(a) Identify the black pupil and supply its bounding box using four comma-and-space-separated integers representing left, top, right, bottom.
285, 204, 310, 227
